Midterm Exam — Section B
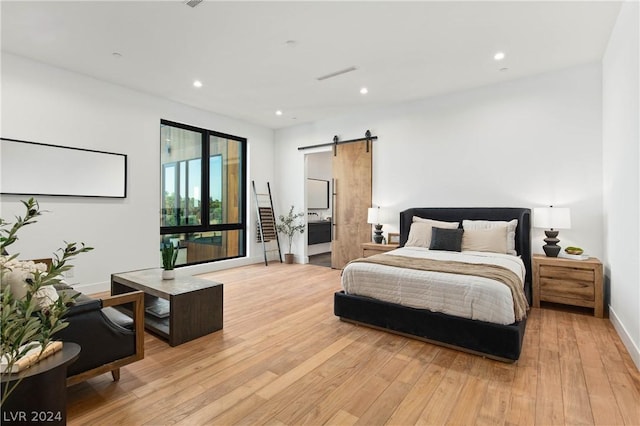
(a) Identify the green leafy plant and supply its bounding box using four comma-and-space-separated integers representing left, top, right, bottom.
275, 206, 306, 254
161, 242, 178, 270
0, 198, 92, 404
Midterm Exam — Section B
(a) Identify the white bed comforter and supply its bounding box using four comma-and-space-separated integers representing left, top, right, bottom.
341, 247, 527, 325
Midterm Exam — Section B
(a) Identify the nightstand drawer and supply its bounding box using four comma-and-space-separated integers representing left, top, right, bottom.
361, 242, 399, 258
540, 278, 594, 302
539, 265, 594, 282
362, 249, 379, 258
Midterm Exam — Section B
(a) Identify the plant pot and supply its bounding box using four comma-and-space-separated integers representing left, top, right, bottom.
284, 253, 294, 264
162, 269, 175, 280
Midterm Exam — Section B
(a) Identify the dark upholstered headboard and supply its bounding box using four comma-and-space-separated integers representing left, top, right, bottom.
399, 207, 532, 304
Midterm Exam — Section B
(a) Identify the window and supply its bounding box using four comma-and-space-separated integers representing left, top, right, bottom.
160, 120, 246, 266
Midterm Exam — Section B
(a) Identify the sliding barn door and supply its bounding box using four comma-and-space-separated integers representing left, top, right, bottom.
331, 141, 372, 269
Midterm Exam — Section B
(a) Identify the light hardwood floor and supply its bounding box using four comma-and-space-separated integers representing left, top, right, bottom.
68, 263, 640, 425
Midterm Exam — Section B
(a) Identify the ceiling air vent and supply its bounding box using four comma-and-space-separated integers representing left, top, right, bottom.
185, 0, 203, 8
316, 66, 358, 81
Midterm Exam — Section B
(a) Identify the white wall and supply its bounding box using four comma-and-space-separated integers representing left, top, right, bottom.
275, 63, 604, 263
602, 1, 640, 369
0, 53, 275, 292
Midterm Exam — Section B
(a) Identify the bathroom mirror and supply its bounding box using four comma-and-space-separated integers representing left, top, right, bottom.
307, 178, 329, 209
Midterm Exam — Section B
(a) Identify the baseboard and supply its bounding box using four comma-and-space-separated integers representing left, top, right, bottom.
74, 280, 110, 295
182, 255, 269, 275
609, 305, 640, 371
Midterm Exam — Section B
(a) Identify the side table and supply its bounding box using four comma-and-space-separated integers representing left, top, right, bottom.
532, 254, 604, 317
1, 342, 80, 426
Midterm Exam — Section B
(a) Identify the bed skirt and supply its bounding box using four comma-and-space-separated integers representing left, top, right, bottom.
334, 290, 526, 362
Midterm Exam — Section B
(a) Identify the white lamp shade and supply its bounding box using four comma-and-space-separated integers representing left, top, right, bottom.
533, 207, 571, 229
367, 207, 380, 224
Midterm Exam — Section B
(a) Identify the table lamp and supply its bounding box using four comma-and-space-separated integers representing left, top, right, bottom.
533, 206, 571, 257
367, 207, 384, 244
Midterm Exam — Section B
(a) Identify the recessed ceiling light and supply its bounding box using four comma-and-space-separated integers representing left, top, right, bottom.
275, 110, 283, 116
494, 52, 505, 61
360, 87, 368, 95
193, 80, 203, 88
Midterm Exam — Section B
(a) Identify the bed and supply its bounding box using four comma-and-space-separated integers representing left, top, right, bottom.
334, 207, 531, 362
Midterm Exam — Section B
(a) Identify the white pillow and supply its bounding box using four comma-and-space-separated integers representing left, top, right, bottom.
462, 219, 518, 255
462, 227, 508, 254
6, 270, 59, 310
33, 285, 60, 310
406, 217, 460, 248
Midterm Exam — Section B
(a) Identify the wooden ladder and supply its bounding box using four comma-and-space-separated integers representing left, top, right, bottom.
252, 181, 282, 266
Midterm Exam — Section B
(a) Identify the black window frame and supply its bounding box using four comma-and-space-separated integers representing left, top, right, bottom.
160, 119, 247, 266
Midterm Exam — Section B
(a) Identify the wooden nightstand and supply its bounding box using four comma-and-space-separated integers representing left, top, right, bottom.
532, 254, 604, 318
361, 242, 399, 257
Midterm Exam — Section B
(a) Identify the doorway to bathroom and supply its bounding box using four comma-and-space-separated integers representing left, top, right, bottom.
305, 150, 332, 267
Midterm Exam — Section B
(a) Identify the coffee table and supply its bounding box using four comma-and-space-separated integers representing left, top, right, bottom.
111, 269, 223, 346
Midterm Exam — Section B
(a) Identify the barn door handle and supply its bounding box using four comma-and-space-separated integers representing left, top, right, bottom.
331, 178, 336, 241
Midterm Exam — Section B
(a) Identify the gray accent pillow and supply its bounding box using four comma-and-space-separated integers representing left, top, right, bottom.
405, 218, 459, 248
429, 227, 464, 252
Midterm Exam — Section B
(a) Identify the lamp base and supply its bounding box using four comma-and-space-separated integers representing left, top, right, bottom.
542, 229, 561, 257
373, 224, 383, 244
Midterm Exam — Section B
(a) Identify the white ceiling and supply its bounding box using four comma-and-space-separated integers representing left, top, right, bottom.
1, 1, 622, 130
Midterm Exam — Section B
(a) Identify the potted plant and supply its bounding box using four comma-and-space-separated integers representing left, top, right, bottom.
161, 242, 178, 279
276, 206, 305, 264
0, 198, 92, 404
